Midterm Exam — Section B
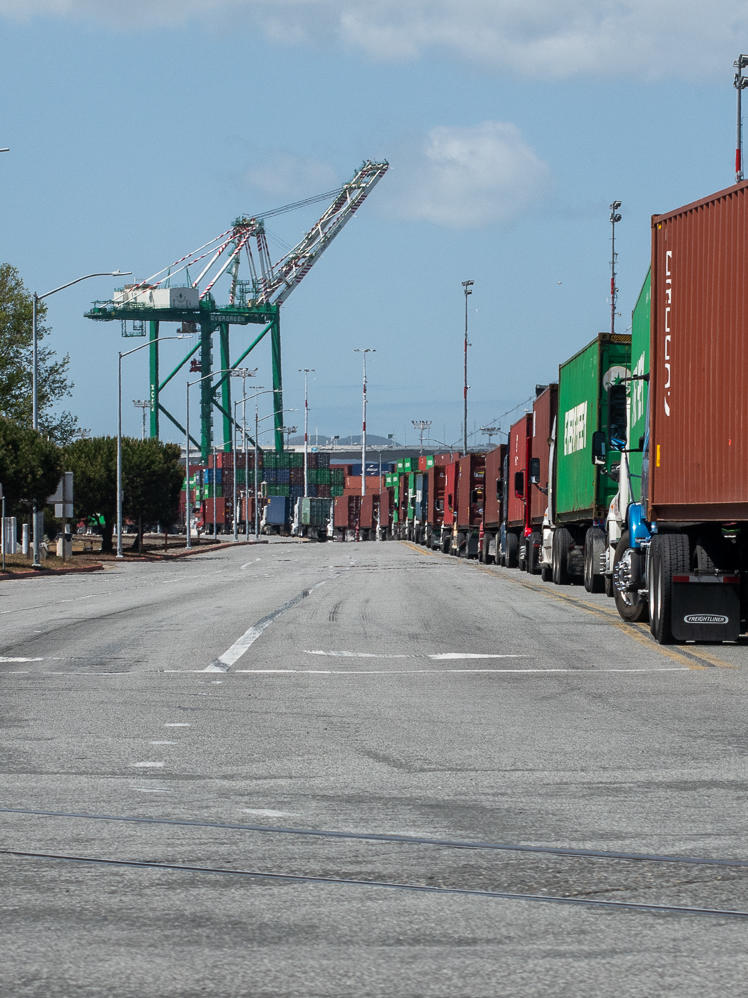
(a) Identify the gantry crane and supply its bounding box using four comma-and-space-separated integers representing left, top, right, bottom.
86, 160, 389, 459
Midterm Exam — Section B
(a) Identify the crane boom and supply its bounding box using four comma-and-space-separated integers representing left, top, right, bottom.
257, 160, 389, 306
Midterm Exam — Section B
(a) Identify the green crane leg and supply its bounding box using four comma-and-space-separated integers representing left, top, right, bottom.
199, 320, 214, 462
219, 323, 232, 452
149, 321, 160, 438
271, 313, 284, 452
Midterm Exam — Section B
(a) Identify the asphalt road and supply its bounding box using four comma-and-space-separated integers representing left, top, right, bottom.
1, 539, 746, 997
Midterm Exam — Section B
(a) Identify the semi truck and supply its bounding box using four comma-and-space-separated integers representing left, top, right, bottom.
539, 332, 630, 589
609, 183, 748, 642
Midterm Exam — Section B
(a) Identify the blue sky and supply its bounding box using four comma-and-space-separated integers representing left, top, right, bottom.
2, 1, 746, 450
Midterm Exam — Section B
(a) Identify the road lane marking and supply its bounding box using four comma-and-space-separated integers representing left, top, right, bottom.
304, 650, 530, 660
131, 761, 165, 768
205, 580, 328, 672
0, 656, 43, 662
233, 667, 688, 675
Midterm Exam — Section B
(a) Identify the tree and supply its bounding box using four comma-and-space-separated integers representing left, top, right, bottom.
0, 262, 80, 445
0, 416, 63, 519
63, 436, 117, 552
64, 436, 184, 554
122, 438, 183, 551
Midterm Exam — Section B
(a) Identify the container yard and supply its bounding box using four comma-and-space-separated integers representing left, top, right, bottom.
206, 178, 745, 648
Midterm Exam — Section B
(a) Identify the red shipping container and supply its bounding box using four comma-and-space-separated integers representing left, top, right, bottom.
507, 413, 533, 529
483, 444, 507, 528
456, 453, 486, 529
334, 494, 361, 529
426, 465, 446, 527
442, 458, 460, 527
649, 182, 748, 521
530, 385, 558, 524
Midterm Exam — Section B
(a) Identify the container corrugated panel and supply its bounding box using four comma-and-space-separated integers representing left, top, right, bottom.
507, 413, 532, 528
456, 453, 486, 528
628, 270, 651, 499
442, 459, 459, 526
426, 466, 446, 526
360, 494, 375, 529
555, 333, 631, 521
530, 384, 558, 524
483, 443, 506, 528
380, 488, 391, 527
649, 183, 748, 521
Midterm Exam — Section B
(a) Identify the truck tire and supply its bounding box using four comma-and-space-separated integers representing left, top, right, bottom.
541, 561, 552, 583
518, 536, 527, 572
505, 532, 518, 568
648, 533, 690, 644
552, 527, 571, 585
613, 530, 648, 623
527, 531, 542, 575
583, 527, 605, 593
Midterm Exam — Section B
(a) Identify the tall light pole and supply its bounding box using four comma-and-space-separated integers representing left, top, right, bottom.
298, 368, 315, 497
411, 419, 432, 455
480, 425, 501, 447
133, 399, 151, 440
117, 334, 182, 559
231, 388, 280, 540
354, 348, 374, 497
461, 280, 474, 455
30, 269, 131, 569
735, 55, 748, 182
610, 201, 622, 336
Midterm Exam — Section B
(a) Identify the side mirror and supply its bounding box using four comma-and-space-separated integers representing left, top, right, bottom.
514, 471, 525, 499
591, 430, 606, 466
529, 457, 540, 484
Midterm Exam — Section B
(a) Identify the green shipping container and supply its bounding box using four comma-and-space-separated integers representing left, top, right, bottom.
406, 472, 416, 520
555, 332, 631, 521
627, 270, 650, 500
397, 458, 412, 473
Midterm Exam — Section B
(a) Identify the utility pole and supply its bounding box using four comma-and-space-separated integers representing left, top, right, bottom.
298, 368, 315, 497
461, 280, 474, 454
734, 55, 748, 182
609, 202, 622, 336
354, 348, 375, 497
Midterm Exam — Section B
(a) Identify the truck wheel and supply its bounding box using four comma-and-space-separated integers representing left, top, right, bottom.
541, 562, 552, 583
482, 535, 494, 565
517, 536, 527, 572
552, 527, 571, 585
613, 530, 648, 623
505, 532, 519, 568
527, 531, 542, 574
583, 527, 605, 593
649, 533, 690, 644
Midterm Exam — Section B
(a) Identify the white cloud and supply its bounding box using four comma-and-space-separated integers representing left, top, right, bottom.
0, 1, 744, 79
388, 121, 551, 229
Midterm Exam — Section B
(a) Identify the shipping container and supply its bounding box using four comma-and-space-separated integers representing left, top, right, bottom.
609, 184, 748, 642
541, 332, 630, 588
425, 464, 447, 549
292, 497, 332, 539
451, 453, 485, 557
333, 494, 361, 539
480, 443, 506, 564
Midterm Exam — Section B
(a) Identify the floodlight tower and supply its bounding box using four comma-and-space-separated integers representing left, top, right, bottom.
461, 279, 474, 453
480, 425, 501, 447
132, 399, 151, 440
411, 419, 432, 454
734, 55, 748, 182
609, 202, 622, 335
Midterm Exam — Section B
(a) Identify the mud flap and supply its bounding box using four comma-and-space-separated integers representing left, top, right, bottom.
671, 574, 741, 642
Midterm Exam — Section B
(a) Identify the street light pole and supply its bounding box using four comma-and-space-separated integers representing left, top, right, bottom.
354, 348, 374, 497
610, 201, 622, 336
461, 279, 474, 455
734, 55, 748, 182
31, 270, 131, 568
298, 368, 315, 497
